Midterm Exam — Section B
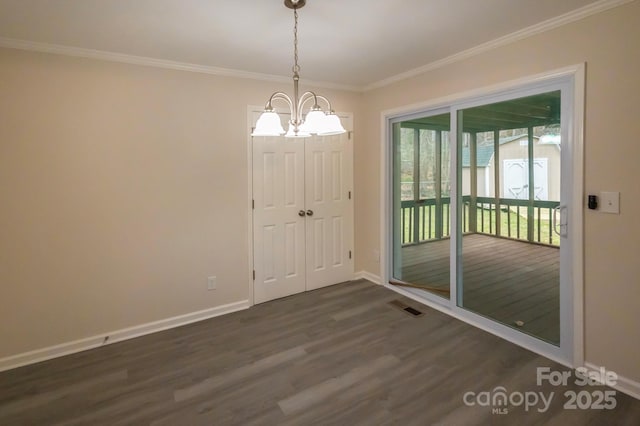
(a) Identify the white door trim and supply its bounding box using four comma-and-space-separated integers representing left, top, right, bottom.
379, 64, 585, 367
247, 106, 259, 307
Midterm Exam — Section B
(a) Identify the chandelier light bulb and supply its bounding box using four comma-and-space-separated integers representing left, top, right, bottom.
318, 112, 346, 136
251, 111, 285, 136
299, 108, 328, 134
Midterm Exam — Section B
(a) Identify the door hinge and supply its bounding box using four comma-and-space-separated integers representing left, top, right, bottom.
252, 199, 255, 209
348, 131, 352, 140
253, 270, 256, 280
349, 250, 352, 259
348, 191, 351, 200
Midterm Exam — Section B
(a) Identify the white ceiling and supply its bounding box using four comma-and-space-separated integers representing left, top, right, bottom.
0, 0, 622, 90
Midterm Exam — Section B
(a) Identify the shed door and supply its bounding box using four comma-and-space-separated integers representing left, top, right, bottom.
503, 158, 548, 200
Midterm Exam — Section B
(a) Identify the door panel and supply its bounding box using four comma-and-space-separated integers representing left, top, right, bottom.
305, 132, 354, 290
253, 136, 306, 304
332, 216, 344, 266
311, 217, 325, 270
457, 91, 562, 345
391, 114, 452, 299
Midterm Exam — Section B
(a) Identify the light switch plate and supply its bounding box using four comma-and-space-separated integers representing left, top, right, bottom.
599, 191, 620, 214
207, 276, 217, 290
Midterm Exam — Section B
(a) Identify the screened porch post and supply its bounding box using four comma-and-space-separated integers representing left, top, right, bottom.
435, 130, 443, 239
527, 126, 535, 242
493, 129, 501, 237
413, 128, 421, 244
469, 132, 477, 234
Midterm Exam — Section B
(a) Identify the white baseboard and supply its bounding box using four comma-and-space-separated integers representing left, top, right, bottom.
354, 270, 382, 284
584, 362, 640, 401
0, 300, 250, 373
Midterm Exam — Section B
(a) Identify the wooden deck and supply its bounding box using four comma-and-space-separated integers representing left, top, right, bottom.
400, 234, 559, 344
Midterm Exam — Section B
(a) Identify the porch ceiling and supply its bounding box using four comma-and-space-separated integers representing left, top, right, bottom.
405, 91, 561, 133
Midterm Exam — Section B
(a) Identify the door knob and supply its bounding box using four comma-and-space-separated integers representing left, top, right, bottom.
298, 210, 306, 217
306, 210, 314, 216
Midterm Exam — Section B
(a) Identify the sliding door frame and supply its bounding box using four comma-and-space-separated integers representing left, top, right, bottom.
380, 64, 585, 367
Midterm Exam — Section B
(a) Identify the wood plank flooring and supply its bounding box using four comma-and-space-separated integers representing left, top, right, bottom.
401, 234, 560, 343
1, 280, 639, 425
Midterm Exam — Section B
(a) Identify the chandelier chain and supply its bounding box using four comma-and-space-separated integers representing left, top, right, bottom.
292, 8, 300, 74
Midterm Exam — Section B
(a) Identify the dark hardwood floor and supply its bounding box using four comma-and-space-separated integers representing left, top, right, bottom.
401, 234, 560, 343
1, 280, 638, 425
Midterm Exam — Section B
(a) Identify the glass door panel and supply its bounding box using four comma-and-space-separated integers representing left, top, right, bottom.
457, 91, 562, 345
392, 113, 451, 299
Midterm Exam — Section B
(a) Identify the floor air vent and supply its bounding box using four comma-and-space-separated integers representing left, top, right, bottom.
389, 300, 424, 317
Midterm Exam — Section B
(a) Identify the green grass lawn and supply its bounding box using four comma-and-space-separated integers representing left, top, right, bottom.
477, 207, 560, 246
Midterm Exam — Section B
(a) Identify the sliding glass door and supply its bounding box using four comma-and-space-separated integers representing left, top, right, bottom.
392, 112, 451, 300
389, 81, 574, 352
457, 91, 562, 345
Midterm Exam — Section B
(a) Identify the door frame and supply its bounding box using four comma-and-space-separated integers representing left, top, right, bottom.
379, 64, 585, 367
247, 106, 355, 306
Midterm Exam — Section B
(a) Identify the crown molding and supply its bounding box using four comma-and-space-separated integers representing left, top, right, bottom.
364, 0, 635, 91
0, 37, 362, 92
0, 0, 633, 94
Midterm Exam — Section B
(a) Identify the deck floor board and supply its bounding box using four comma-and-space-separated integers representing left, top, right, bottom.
400, 233, 560, 343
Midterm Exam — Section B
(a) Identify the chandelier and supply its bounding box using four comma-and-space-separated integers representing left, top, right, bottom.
251, 0, 346, 138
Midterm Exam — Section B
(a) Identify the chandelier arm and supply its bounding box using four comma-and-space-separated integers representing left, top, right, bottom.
298, 91, 320, 113
266, 92, 294, 113
314, 95, 334, 112
267, 92, 294, 108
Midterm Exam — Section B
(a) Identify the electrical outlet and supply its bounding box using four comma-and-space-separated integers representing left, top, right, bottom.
207, 276, 217, 290
373, 249, 380, 263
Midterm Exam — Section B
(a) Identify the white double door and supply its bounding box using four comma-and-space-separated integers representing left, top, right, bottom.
252, 130, 353, 304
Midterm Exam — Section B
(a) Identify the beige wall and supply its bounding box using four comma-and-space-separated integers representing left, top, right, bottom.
355, 1, 640, 382
0, 48, 361, 358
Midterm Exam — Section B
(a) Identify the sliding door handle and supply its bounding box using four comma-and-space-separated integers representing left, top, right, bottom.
553, 205, 568, 237
552, 205, 561, 236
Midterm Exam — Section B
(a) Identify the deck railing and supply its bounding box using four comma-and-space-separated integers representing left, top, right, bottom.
400, 196, 560, 246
